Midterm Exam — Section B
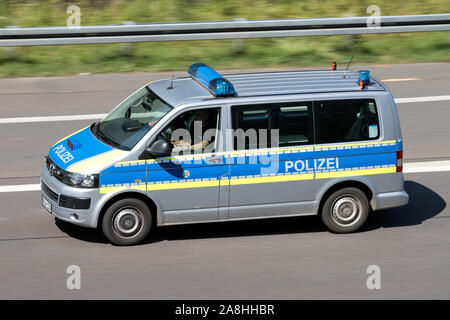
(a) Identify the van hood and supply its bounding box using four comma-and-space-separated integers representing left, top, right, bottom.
48, 126, 129, 174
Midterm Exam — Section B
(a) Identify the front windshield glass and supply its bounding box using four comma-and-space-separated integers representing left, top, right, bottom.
96, 87, 172, 150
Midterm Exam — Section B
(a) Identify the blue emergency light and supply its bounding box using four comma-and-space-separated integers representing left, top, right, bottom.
188, 63, 237, 97
358, 70, 371, 85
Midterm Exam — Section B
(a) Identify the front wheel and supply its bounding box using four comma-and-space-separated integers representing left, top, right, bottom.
102, 198, 152, 246
321, 187, 369, 233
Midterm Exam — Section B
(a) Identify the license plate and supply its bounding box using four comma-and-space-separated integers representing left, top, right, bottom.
42, 195, 52, 213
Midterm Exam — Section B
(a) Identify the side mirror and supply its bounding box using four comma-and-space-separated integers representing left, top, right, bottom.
146, 139, 172, 158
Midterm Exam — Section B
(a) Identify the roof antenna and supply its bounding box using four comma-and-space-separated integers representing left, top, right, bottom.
344, 31, 367, 78
167, 74, 175, 90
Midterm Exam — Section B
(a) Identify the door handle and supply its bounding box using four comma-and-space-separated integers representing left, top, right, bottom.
207, 156, 223, 164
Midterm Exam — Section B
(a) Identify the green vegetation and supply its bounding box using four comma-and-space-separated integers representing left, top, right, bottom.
0, 0, 449, 77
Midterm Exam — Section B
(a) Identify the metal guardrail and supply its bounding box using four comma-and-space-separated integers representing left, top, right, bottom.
0, 14, 449, 46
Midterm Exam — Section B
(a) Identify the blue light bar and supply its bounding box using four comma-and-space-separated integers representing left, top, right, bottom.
188, 63, 236, 97
358, 70, 371, 85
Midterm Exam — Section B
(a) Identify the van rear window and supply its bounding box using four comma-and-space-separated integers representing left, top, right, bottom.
314, 99, 380, 144
231, 99, 379, 150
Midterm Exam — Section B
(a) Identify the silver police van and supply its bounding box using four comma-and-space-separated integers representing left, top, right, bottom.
41, 63, 409, 245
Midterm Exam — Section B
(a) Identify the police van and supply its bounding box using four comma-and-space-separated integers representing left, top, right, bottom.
41, 63, 409, 245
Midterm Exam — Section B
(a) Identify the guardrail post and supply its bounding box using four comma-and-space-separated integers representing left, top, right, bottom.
3, 26, 18, 59
232, 18, 246, 54
120, 21, 135, 56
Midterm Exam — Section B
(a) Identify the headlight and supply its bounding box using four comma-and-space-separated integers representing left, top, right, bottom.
64, 172, 99, 188
46, 156, 99, 188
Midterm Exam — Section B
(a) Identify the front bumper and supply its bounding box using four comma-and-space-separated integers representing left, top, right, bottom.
40, 164, 102, 228
371, 190, 409, 211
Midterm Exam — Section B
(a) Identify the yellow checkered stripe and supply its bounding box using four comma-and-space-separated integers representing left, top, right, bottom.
99, 166, 396, 194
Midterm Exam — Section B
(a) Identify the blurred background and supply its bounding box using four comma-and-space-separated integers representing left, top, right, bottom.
0, 0, 449, 77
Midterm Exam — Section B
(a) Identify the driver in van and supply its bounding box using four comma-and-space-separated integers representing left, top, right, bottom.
171, 110, 217, 154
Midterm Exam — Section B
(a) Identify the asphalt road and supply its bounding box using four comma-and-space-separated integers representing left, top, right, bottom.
0, 63, 449, 299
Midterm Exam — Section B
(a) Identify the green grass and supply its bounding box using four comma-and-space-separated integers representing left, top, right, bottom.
0, 0, 449, 77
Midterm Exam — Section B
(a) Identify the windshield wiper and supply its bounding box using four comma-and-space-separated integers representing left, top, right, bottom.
99, 131, 120, 148
92, 122, 121, 149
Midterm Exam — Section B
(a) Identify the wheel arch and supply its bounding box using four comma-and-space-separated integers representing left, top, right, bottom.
97, 191, 161, 229
316, 179, 375, 216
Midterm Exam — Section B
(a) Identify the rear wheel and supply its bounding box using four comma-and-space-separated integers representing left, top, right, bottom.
101, 198, 152, 246
321, 187, 369, 233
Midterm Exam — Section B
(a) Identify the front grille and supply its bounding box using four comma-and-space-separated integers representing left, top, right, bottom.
59, 195, 91, 210
41, 182, 59, 202
45, 156, 66, 183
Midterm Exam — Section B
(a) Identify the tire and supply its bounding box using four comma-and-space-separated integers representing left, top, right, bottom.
101, 198, 152, 246
321, 187, 369, 233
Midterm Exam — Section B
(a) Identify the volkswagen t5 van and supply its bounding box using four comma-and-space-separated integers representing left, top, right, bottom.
41, 63, 409, 245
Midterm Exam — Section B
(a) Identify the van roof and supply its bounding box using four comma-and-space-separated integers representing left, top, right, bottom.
148, 69, 386, 107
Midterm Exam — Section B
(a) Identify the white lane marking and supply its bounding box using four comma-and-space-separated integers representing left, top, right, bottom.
0, 184, 41, 193
395, 95, 450, 104
1, 160, 450, 193
403, 160, 450, 173
0, 95, 449, 124
382, 78, 420, 82
0, 114, 107, 124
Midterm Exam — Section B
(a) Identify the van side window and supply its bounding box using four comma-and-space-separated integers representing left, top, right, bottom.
232, 107, 270, 150
231, 102, 313, 150
314, 99, 380, 144
271, 103, 313, 147
156, 108, 221, 154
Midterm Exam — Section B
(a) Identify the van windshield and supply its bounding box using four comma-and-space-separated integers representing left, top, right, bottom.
94, 87, 172, 151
